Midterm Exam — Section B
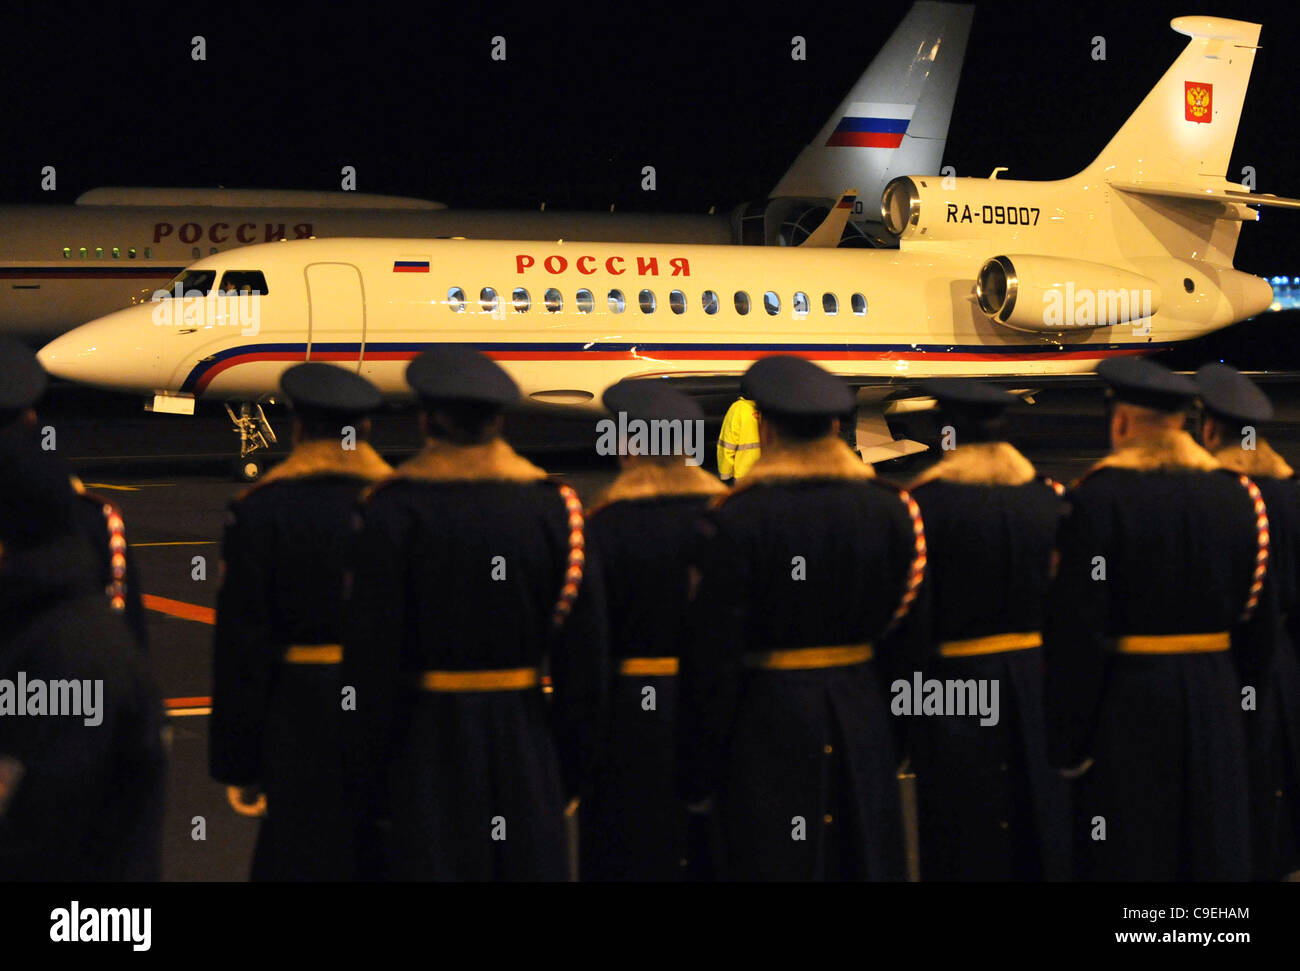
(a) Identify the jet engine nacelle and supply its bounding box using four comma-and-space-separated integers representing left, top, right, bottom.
881, 175, 1058, 244
974, 255, 1162, 333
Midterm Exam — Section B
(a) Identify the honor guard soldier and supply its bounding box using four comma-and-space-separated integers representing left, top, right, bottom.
716, 395, 760, 484
0, 339, 148, 652
343, 347, 606, 881
209, 361, 392, 881
1196, 363, 1300, 879
904, 379, 1069, 880
579, 380, 724, 881
0, 424, 166, 880
679, 356, 926, 881
1044, 357, 1268, 881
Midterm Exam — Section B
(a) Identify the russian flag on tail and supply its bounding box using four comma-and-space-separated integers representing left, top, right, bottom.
826, 103, 915, 149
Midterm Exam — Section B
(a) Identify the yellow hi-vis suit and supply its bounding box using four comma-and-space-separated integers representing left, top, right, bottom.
717, 397, 760, 483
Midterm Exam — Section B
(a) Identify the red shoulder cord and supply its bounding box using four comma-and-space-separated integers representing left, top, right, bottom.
1237, 474, 1270, 624
551, 483, 586, 628
100, 501, 128, 613
882, 487, 927, 636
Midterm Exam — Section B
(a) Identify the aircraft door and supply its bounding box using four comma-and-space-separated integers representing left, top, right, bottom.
305, 262, 366, 370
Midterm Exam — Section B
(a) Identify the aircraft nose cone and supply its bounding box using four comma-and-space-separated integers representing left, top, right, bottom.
38, 307, 162, 393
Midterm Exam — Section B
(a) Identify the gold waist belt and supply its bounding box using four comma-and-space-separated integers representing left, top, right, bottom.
618, 657, 680, 676
938, 632, 1041, 658
417, 667, 540, 692
1115, 632, 1230, 654
284, 643, 343, 664
744, 644, 873, 671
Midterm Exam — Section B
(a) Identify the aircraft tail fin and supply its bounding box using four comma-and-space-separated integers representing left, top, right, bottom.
770, 2, 973, 214
1082, 17, 1261, 187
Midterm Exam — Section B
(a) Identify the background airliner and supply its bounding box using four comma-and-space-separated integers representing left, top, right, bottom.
45, 15, 1293, 479
1, 2, 972, 345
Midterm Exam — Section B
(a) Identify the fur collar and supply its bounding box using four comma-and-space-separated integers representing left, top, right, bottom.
395, 436, 548, 483
1214, 440, 1295, 479
908, 441, 1037, 488
1085, 429, 1220, 476
741, 436, 874, 483
589, 460, 725, 513
250, 439, 392, 492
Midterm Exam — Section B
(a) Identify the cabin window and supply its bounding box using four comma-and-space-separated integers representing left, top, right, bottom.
851, 293, 867, 316
576, 289, 595, 314
112, 247, 120, 259
669, 290, 687, 314
608, 289, 626, 314
192, 247, 201, 259
220, 271, 269, 295
823, 293, 838, 315
144, 247, 152, 259
95, 247, 104, 259
512, 287, 530, 312
62, 247, 71, 259
639, 289, 656, 314
734, 291, 750, 315
544, 288, 563, 312
701, 290, 719, 315
480, 287, 499, 314
448, 287, 466, 312
763, 291, 780, 316
128, 247, 137, 259
159, 269, 217, 297
793, 292, 809, 317
209, 247, 218, 255
79, 247, 87, 259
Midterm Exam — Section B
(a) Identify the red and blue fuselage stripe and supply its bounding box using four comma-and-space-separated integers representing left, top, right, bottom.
178, 340, 1171, 395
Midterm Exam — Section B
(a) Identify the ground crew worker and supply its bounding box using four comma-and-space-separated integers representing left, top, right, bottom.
0, 423, 166, 880
1044, 356, 1267, 881
1196, 362, 1300, 880
716, 395, 759, 484
579, 380, 724, 881
679, 355, 927, 880
0, 338, 148, 652
904, 378, 1069, 880
209, 362, 392, 881
342, 346, 607, 881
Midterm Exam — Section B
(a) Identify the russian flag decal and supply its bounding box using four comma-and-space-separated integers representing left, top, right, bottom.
826, 102, 915, 148
394, 258, 430, 272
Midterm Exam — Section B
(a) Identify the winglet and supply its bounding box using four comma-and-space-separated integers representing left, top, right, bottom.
798, 190, 859, 248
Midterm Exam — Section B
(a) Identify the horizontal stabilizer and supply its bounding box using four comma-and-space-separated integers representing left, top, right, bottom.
1111, 181, 1300, 210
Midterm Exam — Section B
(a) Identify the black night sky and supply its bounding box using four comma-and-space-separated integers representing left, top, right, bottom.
2, 0, 1299, 281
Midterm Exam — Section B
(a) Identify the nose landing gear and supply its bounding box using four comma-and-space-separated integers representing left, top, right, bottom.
225, 401, 277, 482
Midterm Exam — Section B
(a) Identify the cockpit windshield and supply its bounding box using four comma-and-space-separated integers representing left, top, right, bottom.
157, 269, 217, 298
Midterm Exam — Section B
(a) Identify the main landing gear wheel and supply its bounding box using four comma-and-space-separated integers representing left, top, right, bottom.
234, 456, 264, 482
